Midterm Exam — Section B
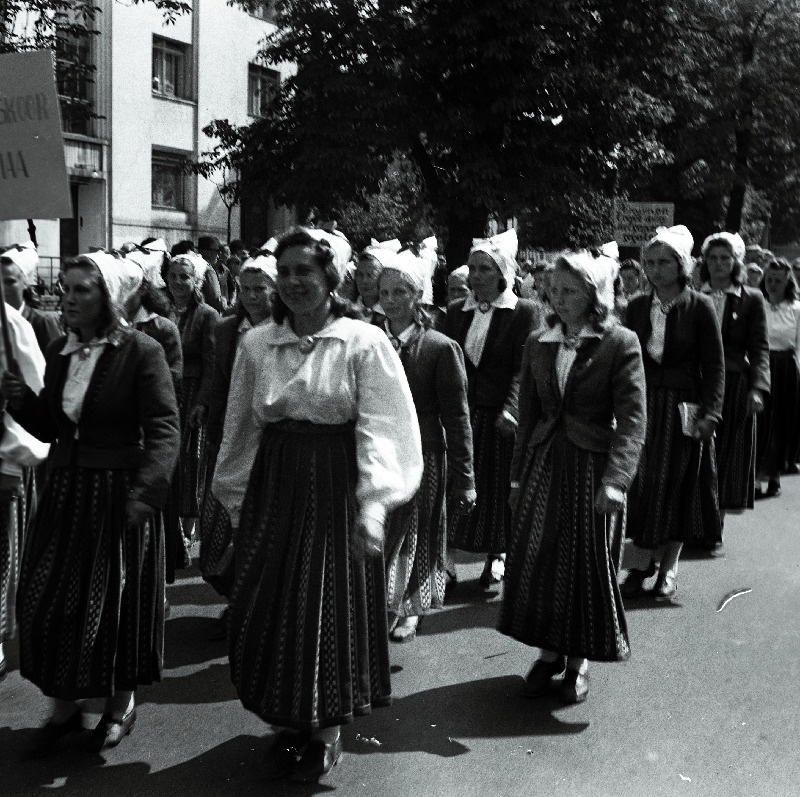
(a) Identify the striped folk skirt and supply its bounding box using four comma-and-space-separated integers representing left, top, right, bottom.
199, 447, 235, 598
716, 370, 756, 510
757, 351, 800, 478
627, 384, 721, 548
17, 467, 164, 699
448, 406, 514, 553
229, 421, 391, 731
0, 469, 36, 645
177, 375, 208, 518
499, 428, 630, 662
385, 449, 447, 619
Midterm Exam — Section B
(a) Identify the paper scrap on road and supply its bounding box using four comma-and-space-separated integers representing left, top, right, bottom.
355, 733, 382, 746
679, 774, 692, 782
716, 587, 752, 612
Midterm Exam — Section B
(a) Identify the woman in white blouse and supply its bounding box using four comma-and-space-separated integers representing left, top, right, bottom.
212, 227, 422, 784
756, 258, 800, 496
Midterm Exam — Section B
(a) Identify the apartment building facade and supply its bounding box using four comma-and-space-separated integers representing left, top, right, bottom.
1, 0, 292, 279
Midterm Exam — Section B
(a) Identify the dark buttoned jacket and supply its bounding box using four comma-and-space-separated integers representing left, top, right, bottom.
712, 285, 770, 393
511, 323, 646, 491
443, 297, 538, 420
10, 327, 180, 509
168, 300, 217, 408
625, 289, 725, 421
206, 315, 242, 453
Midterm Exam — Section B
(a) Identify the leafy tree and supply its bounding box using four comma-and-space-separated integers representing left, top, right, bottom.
209, 0, 687, 266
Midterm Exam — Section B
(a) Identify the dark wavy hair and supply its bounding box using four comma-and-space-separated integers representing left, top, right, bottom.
376, 268, 434, 329
698, 236, 746, 287
61, 256, 121, 337
760, 258, 798, 302
271, 227, 359, 324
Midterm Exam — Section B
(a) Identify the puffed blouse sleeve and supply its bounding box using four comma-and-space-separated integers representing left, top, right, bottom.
211, 341, 260, 528
353, 332, 423, 527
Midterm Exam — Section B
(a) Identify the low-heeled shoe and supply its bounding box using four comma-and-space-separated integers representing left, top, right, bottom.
292, 736, 342, 783
653, 573, 677, 601
560, 669, 589, 704
766, 480, 781, 498
263, 730, 312, 780
24, 710, 84, 758
619, 562, 656, 598
86, 709, 137, 753
521, 657, 566, 698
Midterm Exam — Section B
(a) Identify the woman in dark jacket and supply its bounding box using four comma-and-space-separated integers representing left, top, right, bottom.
698, 232, 769, 517
622, 226, 725, 600
500, 251, 646, 704
199, 260, 272, 599
3, 252, 179, 754
376, 252, 475, 642
165, 254, 217, 544
443, 230, 538, 586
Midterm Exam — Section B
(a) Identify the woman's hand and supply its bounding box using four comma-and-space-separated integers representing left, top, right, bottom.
495, 412, 518, 438
126, 498, 154, 528
746, 389, 765, 415
351, 514, 384, 561
694, 417, 716, 441
594, 484, 625, 515
1, 370, 25, 409
189, 404, 208, 428
453, 487, 477, 515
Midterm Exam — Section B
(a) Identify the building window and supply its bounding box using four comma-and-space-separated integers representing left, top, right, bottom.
152, 36, 192, 100
248, 65, 280, 118
56, 29, 94, 135
244, 1, 277, 22
152, 151, 188, 210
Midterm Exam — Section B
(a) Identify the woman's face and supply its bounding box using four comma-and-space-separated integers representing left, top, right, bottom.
168, 261, 197, 300
355, 256, 382, 306
643, 243, 681, 293
705, 244, 735, 286
468, 251, 502, 302
447, 272, 470, 303
379, 270, 420, 324
62, 267, 105, 333
0, 262, 26, 310
276, 245, 330, 317
238, 270, 273, 320
549, 268, 592, 328
764, 266, 789, 299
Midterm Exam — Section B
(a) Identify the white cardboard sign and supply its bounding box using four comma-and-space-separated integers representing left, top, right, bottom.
614, 201, 675, 247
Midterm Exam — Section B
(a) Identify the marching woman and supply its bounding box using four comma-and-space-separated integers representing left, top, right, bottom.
0, 304, 49, 682
376, 251, 475, 642
165, 253, 217, 550
443, 229, 538, 586
499, 252, 646, 703
123, 269, 185, 585
698, 232, 769, 516
3, 252, 179, 753
756, 258, 800, 497
199, 256, 273, 601
0, 244, 63, 353
212, 227, 422, 783
622, 226, 725, 600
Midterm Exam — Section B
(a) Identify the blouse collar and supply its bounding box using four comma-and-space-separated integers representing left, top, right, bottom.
701, 282, 742, 298
462, 289, 518, 312
60, 325, 126, 356
263, 315, 350, 346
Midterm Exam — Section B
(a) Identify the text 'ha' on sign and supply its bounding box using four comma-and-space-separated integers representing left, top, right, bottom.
613, 202, 675, 247
0, 50, 72, 221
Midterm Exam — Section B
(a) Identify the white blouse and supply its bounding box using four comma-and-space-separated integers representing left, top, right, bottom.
212, 316, 423, 527
539, 324, 603, 394
764, 300, 800, 369
647, 289, 687, 363
462, 289, 518, 367
60, 332, 115, 424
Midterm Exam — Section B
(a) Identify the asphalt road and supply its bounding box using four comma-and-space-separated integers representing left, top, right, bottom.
2, 477, 799, 797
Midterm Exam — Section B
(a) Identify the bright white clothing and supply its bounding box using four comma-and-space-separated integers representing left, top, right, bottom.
131, 307, 159, 325
213, 315, 423, 528
0, 303, 48, 475
764, 299, 800, 371
462, 289, 518, 368
647, 289, 686, 364
539, 324, 603, 395
60, 332, 116, 424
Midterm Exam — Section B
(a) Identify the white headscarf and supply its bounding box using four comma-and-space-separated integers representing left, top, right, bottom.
362, 243, 401, 272
240, 254, 277, 283
82, 251, 144, 308
1, 242, 39, 286
125, 248, 166, 288
382, 249, 425, 293
644, 225, 694, 274
701, 231, 746, 263
170, 252, 209, 282
307, 228, 353, 277
469, 229, 519, 286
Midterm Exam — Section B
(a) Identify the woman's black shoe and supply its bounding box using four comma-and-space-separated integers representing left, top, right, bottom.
291, 736, 342, 782
766, 480, 782, 498
263, 730, 311, 780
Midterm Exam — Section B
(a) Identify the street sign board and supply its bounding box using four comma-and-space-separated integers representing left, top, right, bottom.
614, 201, 674, 247
0, 50, 72, 221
